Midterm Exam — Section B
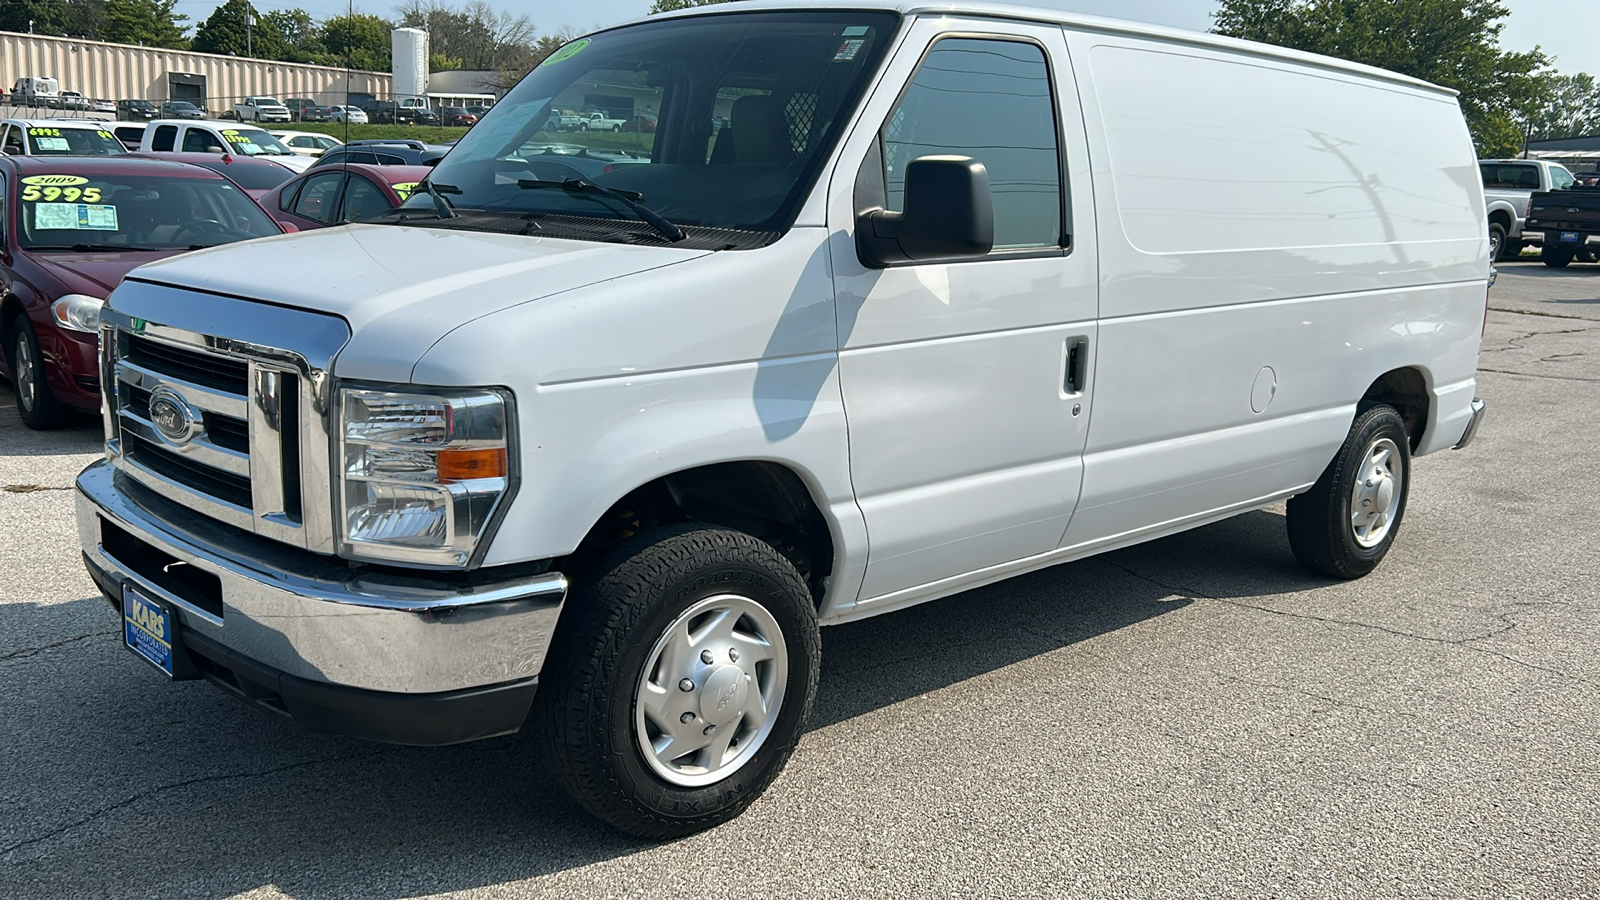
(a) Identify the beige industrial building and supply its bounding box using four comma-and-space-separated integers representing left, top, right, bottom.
1, 29, 391, 113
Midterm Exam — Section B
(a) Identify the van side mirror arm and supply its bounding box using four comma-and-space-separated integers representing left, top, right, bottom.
856, 155, 995, 268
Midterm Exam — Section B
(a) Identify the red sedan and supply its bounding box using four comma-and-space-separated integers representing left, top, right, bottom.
260, 164, 433, 230
0, 156, 290, 428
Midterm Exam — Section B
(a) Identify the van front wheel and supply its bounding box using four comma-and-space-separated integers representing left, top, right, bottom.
535, 525, 820, 839
1286, 405, 1410, 579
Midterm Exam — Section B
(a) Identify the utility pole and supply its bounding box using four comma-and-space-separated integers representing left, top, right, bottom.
247, 13, 254, 58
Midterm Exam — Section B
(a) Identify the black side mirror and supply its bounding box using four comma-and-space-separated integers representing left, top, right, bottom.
857, 155, 994, 267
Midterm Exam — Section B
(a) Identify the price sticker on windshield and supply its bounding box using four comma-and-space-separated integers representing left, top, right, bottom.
540, 38, 590, 67
390, 182, 420, 200
34, 202, 118, 231
19, 176, 100, 202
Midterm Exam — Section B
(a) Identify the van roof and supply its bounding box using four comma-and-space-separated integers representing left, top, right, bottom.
646, 0, 1458, 97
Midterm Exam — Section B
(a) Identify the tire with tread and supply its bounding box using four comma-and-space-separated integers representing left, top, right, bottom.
534, 524, 820, 839
7, 318, 74, 429
1286, 404, 1410, 579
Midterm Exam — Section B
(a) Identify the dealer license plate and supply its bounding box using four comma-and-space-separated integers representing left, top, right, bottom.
123, 585, 174, 677
1560, 231, 1581, 243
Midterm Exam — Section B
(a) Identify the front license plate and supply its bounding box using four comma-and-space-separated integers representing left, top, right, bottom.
1560, 231, 1581, 243
123, 586, 175, 677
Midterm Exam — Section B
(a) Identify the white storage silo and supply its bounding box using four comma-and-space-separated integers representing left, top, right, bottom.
391, 27, 429, 102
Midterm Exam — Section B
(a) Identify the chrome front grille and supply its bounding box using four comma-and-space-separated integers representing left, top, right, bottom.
100, 280, 350, 554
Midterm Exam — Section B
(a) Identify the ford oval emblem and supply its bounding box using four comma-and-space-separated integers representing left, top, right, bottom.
147, 386, 198, 445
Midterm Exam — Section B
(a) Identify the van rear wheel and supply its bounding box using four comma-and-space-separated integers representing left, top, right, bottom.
535, 525, 820, 839
1286, 405, 1410, 579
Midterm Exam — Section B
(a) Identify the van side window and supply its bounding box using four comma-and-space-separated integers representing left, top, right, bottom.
882, 38, 1062, 250
151, 125, 177, 152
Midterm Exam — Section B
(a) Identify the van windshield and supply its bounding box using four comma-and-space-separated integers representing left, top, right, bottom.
413, 10, 898, 243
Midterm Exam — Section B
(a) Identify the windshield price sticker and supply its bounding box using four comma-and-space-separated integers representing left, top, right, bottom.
27, 127, 62, 137
34, 137, 71, 151
34, 202, 119, 231
540, 38, 590, 67
21, 180, 102, 203
390, 181, 420, 200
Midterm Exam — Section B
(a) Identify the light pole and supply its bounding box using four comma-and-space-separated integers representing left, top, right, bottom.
247, 13, 254, 58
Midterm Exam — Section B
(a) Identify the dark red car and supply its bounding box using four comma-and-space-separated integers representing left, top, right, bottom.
260, 164, 433, 230
0, 156, 290, 428
126, 151, 297, 200
438, 107, 479, 127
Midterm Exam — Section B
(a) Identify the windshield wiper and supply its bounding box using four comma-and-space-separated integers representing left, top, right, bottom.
516, 178, 684, 243
421, 180, 457, 219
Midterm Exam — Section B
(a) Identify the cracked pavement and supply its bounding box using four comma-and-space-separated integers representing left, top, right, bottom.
3, 264, 1600, 899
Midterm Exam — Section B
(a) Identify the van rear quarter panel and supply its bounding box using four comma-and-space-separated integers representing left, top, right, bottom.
1060, 29, 1488, 547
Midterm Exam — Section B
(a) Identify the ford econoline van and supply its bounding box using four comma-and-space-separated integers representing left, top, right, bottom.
75, 1, 1489, 838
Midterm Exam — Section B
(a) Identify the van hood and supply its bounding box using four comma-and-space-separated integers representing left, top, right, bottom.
122, 224, 711, 382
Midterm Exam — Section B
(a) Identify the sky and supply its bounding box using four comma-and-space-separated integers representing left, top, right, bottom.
172, 0, 1600, 77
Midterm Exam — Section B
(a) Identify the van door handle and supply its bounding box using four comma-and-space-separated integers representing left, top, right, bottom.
1063, 337, 1088, 395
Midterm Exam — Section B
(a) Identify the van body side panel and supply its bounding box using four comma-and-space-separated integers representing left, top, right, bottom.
411, 228, 871, 616
1061, 29, 1487, 549
827, 19, 1101, 603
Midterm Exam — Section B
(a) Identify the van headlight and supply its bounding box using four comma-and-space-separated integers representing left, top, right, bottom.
337, 386, 514, 568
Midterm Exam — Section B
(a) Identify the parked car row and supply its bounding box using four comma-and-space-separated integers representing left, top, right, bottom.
0, 155, 295, 427
0, 121, 460, 428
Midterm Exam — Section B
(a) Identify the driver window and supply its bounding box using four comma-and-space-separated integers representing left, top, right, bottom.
880, 38, 1063, 251
341, 177, 390, 222
292, 172, 344, 223
183, 129, 224, 153
1, 126, 22, 155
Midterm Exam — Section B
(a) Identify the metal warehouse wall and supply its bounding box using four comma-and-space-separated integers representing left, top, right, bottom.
1, 30, 392, 110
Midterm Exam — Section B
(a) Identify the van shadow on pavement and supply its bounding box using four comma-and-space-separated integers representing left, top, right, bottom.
0, 510, 1320, 900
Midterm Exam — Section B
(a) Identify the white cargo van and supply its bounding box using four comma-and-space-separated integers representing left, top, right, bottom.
9, 75, 59, 106
76, 2, 1489, 839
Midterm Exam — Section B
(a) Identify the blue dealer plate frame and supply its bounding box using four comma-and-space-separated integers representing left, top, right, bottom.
1559, 231, 1581, 243
123, 585, 175, 677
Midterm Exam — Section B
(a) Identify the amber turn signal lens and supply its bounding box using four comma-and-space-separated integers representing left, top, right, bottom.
436, 447, 507, 482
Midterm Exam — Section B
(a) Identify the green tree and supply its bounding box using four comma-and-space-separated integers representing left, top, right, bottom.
192, 0, 287, 59
262, 8, 319, 60
649, 0, 732, 12
1525, 72, 1600, 141
13, 0, 108, 38
319, 13, 392, 69
1213, 0, 1551, 157
102, 0, 189, 48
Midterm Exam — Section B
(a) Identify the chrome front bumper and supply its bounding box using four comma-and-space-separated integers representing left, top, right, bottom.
76, 459, 566, 694
1454, 397, 1487, 450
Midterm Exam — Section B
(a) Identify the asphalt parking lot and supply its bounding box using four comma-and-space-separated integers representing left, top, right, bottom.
2, 261, 1598, 899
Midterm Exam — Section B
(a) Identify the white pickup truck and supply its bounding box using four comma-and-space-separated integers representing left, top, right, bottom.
233, 96, 291, 123
552, 110, 628, 132
1480, 158, 1577, 260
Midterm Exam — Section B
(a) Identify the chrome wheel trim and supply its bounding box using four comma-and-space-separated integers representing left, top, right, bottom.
634, 593, 788, 788
1350, 436, 1403, 548
1488, 229, 1503, 260
14, 330, 36, 412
